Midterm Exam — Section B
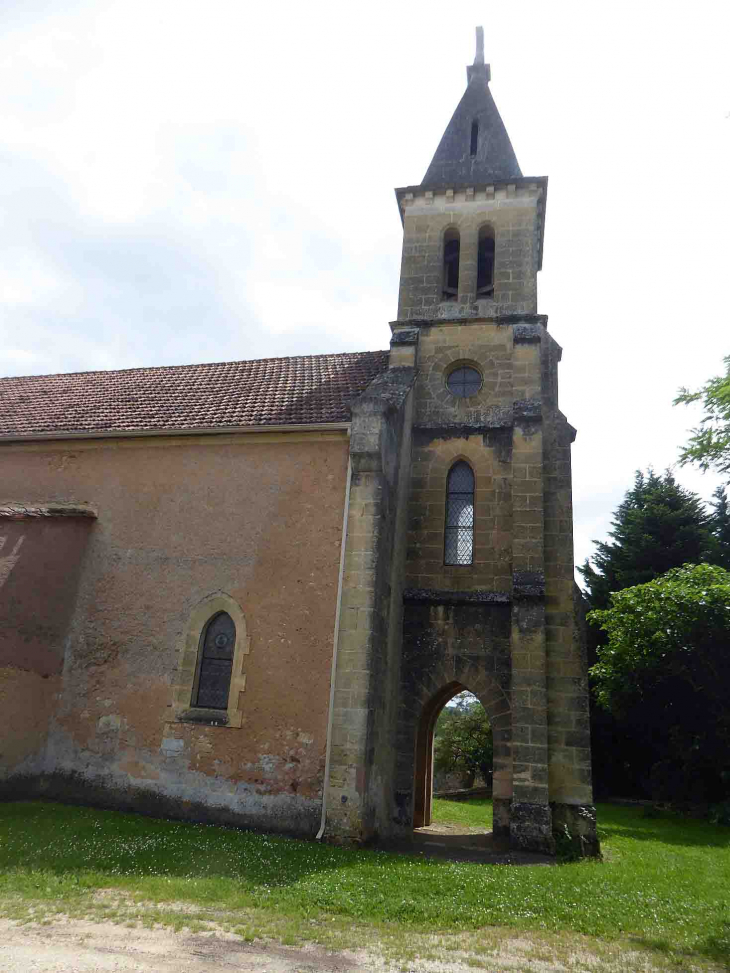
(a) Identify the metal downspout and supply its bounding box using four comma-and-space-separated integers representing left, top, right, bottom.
316, 456, 352, 840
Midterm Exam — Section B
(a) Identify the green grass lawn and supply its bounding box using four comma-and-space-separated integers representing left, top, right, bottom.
0, 799, 728, 968
432, 795, 493, 829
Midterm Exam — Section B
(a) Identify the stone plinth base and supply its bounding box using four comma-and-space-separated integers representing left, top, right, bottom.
492, 797, 510, 840
551, 803, 601, 858
509, 801, 555, 855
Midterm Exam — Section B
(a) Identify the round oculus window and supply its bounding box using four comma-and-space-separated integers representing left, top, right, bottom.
447, 365, 482, 398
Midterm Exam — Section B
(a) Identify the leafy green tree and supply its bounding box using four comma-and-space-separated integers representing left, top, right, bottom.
579, 470, 714, 798
675, 356, 730, 476
708, 485, 730, 570
590, 563, 730, 802
579, 470, 713, 614
433, 693, 493, 787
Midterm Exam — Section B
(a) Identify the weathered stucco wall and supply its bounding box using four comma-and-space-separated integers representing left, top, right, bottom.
0, 431, 349, 834
0, 517, 93, 774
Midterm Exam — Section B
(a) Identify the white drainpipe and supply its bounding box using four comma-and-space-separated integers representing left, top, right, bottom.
316, 456, 352, 840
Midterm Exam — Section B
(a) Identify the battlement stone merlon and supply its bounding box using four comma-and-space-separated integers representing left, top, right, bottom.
394, 176, 548, 271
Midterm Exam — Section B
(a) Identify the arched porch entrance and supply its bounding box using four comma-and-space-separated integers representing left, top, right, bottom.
394, 601, 514, 842
413, 681, 495, 830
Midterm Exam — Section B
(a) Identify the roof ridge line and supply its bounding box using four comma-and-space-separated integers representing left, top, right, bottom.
0, 348, 390, 384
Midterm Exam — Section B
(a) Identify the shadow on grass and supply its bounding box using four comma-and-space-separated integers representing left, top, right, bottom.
595, 804, 730, 850
2, 799, 729, 968
628, 931, 730, 966
0, 801, 392, 891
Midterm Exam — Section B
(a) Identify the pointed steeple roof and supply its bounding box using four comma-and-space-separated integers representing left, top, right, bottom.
421, 28, 522, 188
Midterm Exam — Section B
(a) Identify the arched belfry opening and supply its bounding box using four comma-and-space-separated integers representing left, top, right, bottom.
476, 225, 495, 298
442, 228, 460, 301
413, 682, 493, 830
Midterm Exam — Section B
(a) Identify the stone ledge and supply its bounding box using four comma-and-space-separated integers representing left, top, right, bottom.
389, 328, 419, 345
403, 588, 511, 606
389, 313, 548, 330
413, 403, 542, 437
167, 708, 243, 729
513, 323, 543, 343
513, 399, 542, 420
0, 501, 98, 520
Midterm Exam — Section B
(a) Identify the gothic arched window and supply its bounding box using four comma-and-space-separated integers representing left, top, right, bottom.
442, 228, 460, 301
444, 462, 475, 565
476, 225, 495, 297
194, 611, 236, 710
470, 120, 479, 157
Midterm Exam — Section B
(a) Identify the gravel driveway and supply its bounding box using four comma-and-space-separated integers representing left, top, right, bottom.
0, 919, 371, 973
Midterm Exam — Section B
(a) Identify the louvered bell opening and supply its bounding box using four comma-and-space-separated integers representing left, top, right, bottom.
445, 462, 475, 565
195, 612, 235, 710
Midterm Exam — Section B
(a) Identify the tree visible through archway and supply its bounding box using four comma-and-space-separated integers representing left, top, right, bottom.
433, 691, 493, 792
413, 684, 493, 831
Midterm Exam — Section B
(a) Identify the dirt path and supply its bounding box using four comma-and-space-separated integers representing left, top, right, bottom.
0, 918, 371, 973
0, 915, 718, 973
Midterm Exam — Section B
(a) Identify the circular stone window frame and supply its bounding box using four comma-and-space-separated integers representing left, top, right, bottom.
445, 361, 483, 399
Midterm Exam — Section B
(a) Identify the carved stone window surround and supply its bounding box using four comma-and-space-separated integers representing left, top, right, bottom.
168, 592, 249, 729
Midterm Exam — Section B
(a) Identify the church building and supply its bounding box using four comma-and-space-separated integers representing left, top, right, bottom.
0, 32, 598, 857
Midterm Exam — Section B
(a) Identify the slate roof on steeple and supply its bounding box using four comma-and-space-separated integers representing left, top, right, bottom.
421, 31, 522, 189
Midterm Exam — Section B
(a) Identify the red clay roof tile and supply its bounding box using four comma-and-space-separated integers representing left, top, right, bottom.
0, 350, 390, 438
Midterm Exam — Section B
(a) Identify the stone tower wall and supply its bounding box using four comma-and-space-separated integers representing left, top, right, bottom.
396, 183, 543, 320
541, 336, 595, 822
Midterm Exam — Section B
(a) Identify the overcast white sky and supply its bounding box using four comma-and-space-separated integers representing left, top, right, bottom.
2, 0, 729, 571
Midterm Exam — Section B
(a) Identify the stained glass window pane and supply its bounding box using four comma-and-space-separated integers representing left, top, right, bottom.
447, 366, 482, 398
445, 462, 475, 565
446, 497, 473, 528
448, 462, 474, 493
444, 527, 474, 565
195, 612, 235, 710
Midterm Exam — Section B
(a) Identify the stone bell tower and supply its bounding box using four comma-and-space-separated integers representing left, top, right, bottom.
323, 29, 599, 857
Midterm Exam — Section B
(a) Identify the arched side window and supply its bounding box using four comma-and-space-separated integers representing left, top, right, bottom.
470, 120, 479, 157
193, 611, 236, 709
444, 462, 475, 566
476, 225, 495, 298
442, 228, 460, 301
170, 592, 249, 728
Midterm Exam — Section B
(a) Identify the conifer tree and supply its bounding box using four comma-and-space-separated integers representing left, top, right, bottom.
579, 469, 713, 612
708, 485, 730, 570
580, 470, 715, 799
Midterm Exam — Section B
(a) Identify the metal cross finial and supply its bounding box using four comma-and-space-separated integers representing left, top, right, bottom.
474, 26, 485, 65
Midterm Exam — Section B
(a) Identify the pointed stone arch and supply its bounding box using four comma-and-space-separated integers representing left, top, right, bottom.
169, 591, 250, 729
393, 600, 513, 839
410, 666, 511, 833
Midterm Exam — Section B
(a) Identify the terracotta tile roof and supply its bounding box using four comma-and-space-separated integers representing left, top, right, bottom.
0, 350, 390, 438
